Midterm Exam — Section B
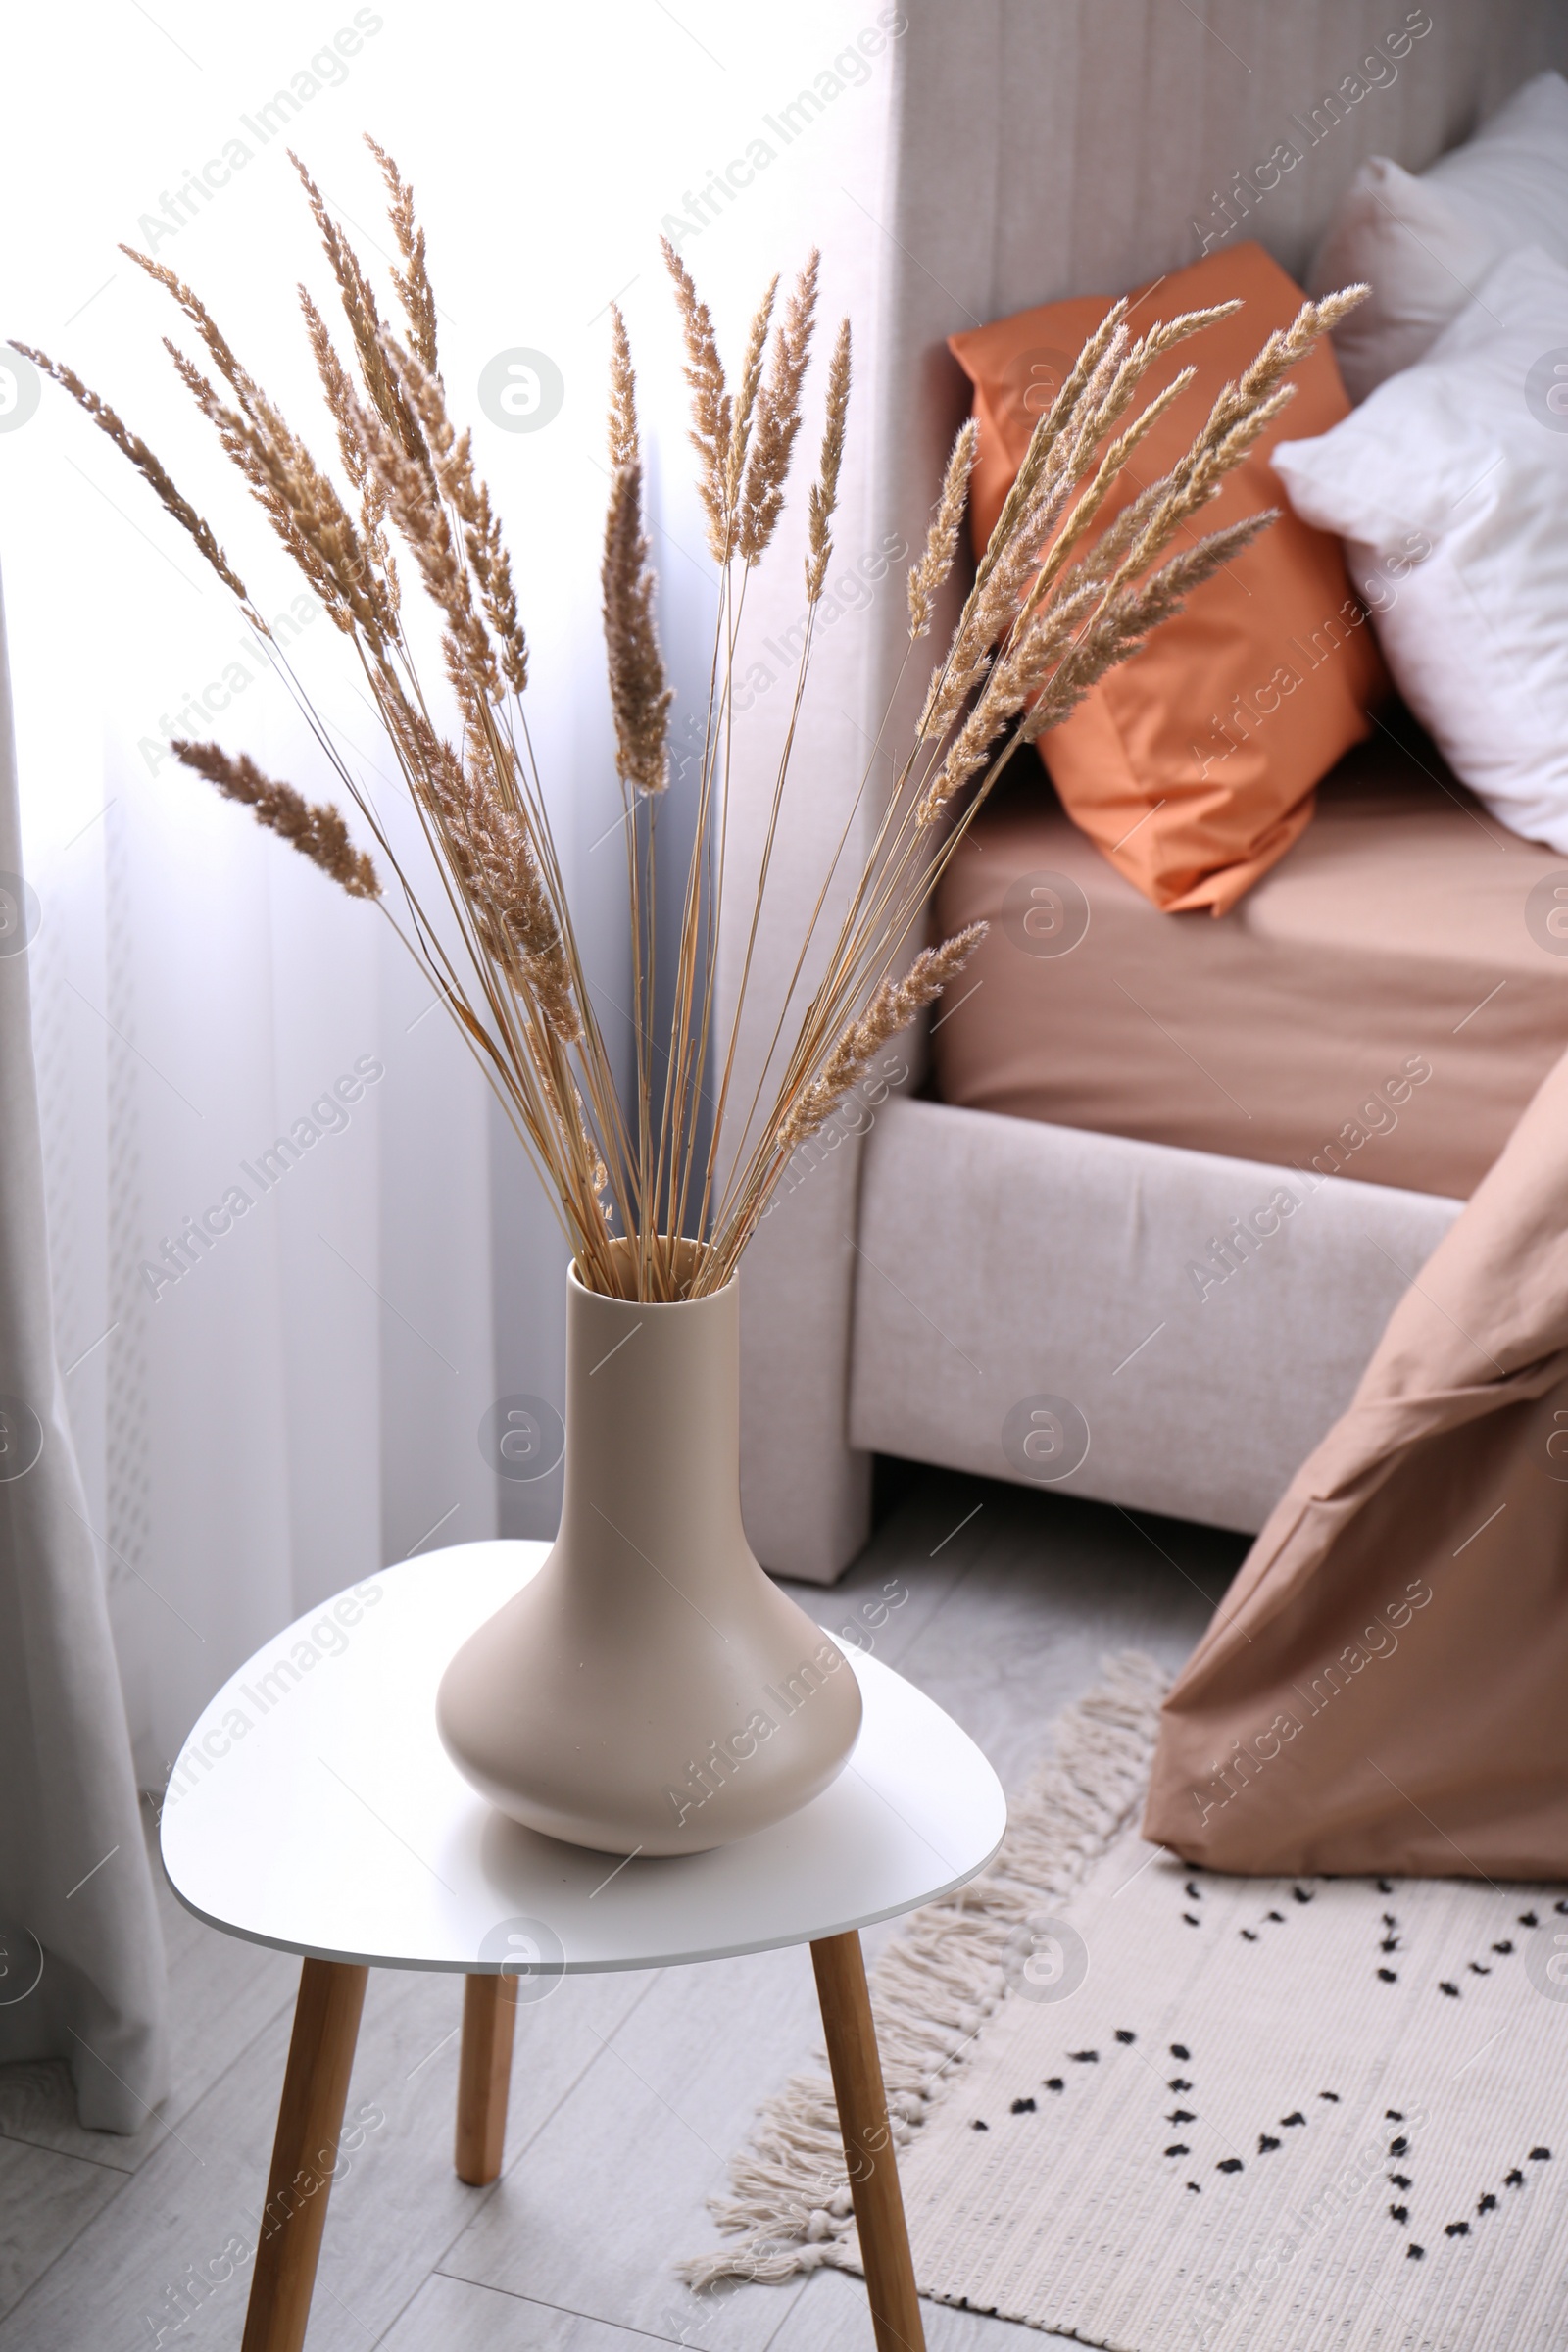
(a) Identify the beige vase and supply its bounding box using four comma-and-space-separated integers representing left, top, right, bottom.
436, 1247, 863, 1856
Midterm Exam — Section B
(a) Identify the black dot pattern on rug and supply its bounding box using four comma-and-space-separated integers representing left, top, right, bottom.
1319, 2090, 1341, 2103
1217, 2157, 1244, 2174
971, 2118, 988, 2131
1069, 2050, 1098, 2063
1115, 2029, 1136, 2043
1170, 2043, 1190, 2060
1044, 2077, 1063, 2092
1011, 2097, 1036, 2114
1281, 2112, 1305, 2128
1408, 2244, 1425, 2260
1258, 2134, 1281, 2153
1164, 2143, 1190, 2157
1295, 1886, 1316, 1903
1169, 2077, 1193, 2093
1382, 2139, 1554, 2251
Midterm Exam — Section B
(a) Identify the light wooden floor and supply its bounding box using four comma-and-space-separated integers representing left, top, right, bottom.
0, 1468, 1245, 2351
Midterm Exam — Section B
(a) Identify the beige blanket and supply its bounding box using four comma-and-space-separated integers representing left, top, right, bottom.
1144, 1046, 1568, 1879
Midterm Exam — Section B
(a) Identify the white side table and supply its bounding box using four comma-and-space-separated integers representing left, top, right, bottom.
161, 1542, 1005, 2352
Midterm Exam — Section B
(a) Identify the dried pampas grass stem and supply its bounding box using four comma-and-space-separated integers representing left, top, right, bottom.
173, 740, 380, 899
19, 141, 1366, 1298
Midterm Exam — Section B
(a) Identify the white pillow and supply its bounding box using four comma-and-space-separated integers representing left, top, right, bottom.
1271, 244, 1568, 853
1309, 71, 1568, 401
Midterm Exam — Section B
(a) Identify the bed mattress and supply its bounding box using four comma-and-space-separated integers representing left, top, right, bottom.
931, 723, 1568, 1200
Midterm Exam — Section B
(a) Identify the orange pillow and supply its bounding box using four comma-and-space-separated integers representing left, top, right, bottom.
949, 243, 1388, 914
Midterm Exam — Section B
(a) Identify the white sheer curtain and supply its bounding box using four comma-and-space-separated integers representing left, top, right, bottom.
0, 0, 900, 1782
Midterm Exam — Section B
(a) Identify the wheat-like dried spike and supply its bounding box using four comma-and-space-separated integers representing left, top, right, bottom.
173, 740, 378, 897
365, 135, 438, 375
1009, 368, 1199, 629
459, 767, 581, 1041
1017, 514, 1268, 749
608, 305, 638, 472
354, 364, 499, 695
738, 249, 819, 564
162, 338, 371, 640
662, 236, 732, 562
122, 243, 395, 651
976, 301, 1128, 594
725, 275, 778, 514
806, 318, 852, 604
300, 288, 370, 491
966, 325, 1137, 652
602, 346, 673, 797
907, 418, 977, 639
394, 343, 528, 696
18, 343, 260, 615
912, 316, 1134, 742
118, 243, 385, 637
1083, 301, 1243, 461
1145, 288, 1365, 542
299, 287, 400, 616
917, 509, 1267, 830
399, 708, 580, 1043
915, 333, 1133, 743
1094, 369, 1297, 602
288, 149, 424, 464
934, 288, 1353, 763
780, 926, 987, 1147
915, 579, 1102, 824
241, 388, 389, 642
1229, 286, 1367, 422
570, 1081, 614, 1231
117, 246, 261, 410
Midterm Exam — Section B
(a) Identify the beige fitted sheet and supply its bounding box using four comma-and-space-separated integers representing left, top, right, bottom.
931, 727, 1568, 1200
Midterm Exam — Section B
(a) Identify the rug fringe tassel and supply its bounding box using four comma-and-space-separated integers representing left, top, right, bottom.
679, 1647, 1170, 2290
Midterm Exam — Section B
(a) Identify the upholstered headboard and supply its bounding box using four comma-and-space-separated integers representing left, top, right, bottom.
729, 0, 1568, 1581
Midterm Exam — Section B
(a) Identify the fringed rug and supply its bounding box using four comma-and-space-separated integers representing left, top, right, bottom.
685, 1655, 1568, 2350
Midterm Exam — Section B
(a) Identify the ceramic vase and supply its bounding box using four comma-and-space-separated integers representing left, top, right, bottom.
436, 1246, 863, 1855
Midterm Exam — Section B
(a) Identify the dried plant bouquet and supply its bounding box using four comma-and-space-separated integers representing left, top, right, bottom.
21, 145, 1362, 1301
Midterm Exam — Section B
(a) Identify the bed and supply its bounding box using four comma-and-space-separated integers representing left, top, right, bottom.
718, 0, 1568, 1583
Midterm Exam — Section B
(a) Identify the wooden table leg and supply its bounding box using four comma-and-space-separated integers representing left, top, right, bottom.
811, 1931, 926, 2352
242, 1957, 368, 2352
455, 1972, 517, 2185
